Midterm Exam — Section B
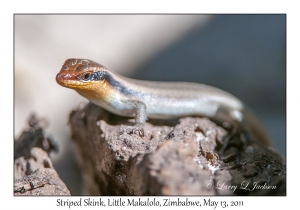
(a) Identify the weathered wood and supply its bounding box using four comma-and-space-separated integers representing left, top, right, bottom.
70, 103, 286, 195
14, 115, 71, 196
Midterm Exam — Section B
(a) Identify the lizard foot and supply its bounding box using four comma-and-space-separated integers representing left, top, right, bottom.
119, 124, 145, 136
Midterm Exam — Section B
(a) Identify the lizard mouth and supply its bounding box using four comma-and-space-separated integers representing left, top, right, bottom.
56, 72, 89, 89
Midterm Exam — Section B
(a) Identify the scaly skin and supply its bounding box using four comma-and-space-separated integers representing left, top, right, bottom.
56, 58, 272, 146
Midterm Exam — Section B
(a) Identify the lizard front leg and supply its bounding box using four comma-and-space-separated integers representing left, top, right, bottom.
120, 100, 147, 136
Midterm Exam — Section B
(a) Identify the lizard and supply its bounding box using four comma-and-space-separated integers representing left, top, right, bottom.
56, 58, 272, 146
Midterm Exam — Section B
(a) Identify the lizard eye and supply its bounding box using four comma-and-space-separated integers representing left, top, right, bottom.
82, 73, 91, 81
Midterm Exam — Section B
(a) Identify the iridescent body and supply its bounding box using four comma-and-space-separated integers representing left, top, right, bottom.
56, 58, 272, 146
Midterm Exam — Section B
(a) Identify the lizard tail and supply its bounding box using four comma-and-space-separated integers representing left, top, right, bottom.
242, 109, 272, 147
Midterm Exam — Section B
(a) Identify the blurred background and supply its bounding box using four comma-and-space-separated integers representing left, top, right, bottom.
15, 15, 286, 195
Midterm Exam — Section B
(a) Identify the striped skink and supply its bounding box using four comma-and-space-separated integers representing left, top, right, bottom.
56, 58, 271, 146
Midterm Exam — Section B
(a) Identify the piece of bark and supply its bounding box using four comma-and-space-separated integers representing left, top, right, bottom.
14, 115, 70, 196
70, 103, 286, 195
14, 114, 59, 160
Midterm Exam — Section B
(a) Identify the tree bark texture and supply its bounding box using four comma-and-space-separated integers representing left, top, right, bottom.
69, 103, 286, 196
14, 114, 71, 196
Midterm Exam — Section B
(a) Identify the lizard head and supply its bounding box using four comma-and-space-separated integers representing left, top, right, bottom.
56, 58, 112, 101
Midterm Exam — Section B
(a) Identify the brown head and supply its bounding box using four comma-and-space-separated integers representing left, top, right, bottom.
56, 59, 112, 101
